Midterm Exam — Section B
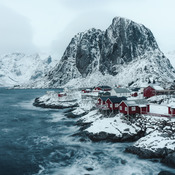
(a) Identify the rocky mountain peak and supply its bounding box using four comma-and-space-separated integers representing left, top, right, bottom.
40, 17, 175, 88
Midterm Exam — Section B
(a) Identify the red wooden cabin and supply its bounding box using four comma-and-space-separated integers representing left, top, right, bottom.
105, 96, 127, 111
119, 99, 148, 115
97, 97, 108, 105
168, 107, 175, 115
167, 103, 175, 116
131, 92, 138, 97
143, 85, 164, 98
58, 93, 66, 97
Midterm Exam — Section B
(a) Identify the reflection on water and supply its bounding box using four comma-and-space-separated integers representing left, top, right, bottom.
0, 88, 174, 175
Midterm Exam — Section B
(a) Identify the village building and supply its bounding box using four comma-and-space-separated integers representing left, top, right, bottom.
105, 96, 127, 111
98, 91, 111, 97
143, 85, 175, 98
143, 85, 163, 98
130, 87, 140, 97
96, 96, 109, 111
168, 103, 175, 116
97, 96, 108, 105
81, 89, 92, 93
147, 104, 169, 117
111, 88, 131, 97
58, 92, 67, 97
94, 86, 112, 91
119, 99, 148, 115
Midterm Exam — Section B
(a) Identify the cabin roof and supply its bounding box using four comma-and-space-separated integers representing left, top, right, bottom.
114, 88, 131, 93
167, 102, 175, 108
122, 99, 148, 107
97, 86, 112, 89
99, 96, 109, 101
108, 96, 127, 103
131, 87, 140, 92
149, 85, 164, 91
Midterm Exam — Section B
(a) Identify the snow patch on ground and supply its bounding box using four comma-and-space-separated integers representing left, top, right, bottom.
80, 110, 102, 123
86, 114, 140, 137
134, 130, 175, 151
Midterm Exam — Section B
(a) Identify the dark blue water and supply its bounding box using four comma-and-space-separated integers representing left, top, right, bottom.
0, 88, 175, 175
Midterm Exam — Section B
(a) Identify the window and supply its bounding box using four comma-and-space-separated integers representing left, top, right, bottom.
125, 107, 127, 111
132, 107, 136, 111
110, 104, 112, 108
101, 101, 103, 105
115, 104, 118, 108
120, 106, 122, 110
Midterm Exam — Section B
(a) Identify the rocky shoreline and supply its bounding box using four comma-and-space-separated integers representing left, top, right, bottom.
33, 97, 78, 109
33, 92, 175, 173
70, 109, 175, 170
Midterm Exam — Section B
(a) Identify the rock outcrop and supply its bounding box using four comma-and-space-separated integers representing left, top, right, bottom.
42, 17, 175, 88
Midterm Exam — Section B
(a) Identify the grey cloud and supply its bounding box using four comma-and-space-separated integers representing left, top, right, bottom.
0, 4, 37, 54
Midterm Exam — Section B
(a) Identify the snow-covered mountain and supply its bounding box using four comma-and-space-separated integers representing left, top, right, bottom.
0, 53, 57, 87
32, 17, 175, 88
165, 51, 175, 69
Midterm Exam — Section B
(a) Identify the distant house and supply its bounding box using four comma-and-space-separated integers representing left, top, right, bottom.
119, 99, 148, 115
143, 85, 175, 98
97, 96, 108, 105
58, 92, 66, 97
131, 92, 138, 97
111, 88, 131, 97
143, 85, 164, 98
105, 96, 127, 111
94, 86, 112, 91
130, 87, 140, 97
81, 89, 91, 93
96, 96, 109, 110
167, 103, 175, 116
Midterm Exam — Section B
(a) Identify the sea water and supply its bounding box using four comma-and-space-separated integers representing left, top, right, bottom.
0, 88, 174, 175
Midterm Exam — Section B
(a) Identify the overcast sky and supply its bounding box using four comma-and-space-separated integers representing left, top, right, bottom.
0, 0, 175, 57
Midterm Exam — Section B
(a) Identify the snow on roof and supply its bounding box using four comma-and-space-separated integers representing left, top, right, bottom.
140, 82, 149, 88
138, 104, 147, 107
123, 99, 148, 106
150, 85, 164, 91
167, 102, 175, 108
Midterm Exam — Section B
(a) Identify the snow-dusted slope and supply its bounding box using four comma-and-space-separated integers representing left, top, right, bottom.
165, 51, 175, 69
34, 17, 175, 88
0, 53, 57, 87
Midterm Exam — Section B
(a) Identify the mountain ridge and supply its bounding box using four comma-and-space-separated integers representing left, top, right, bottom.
37, 16, 175, 88
1, 17, 174, 88
0, 52, 57, 87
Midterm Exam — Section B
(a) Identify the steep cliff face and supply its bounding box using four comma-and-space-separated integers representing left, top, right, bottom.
47, 28, 103, 86
100, 17, 159, 75
43, 17, 175, 88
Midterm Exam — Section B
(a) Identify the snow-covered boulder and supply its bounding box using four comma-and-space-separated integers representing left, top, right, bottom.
76, 112, 145, 142
125, 115, 175, 167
